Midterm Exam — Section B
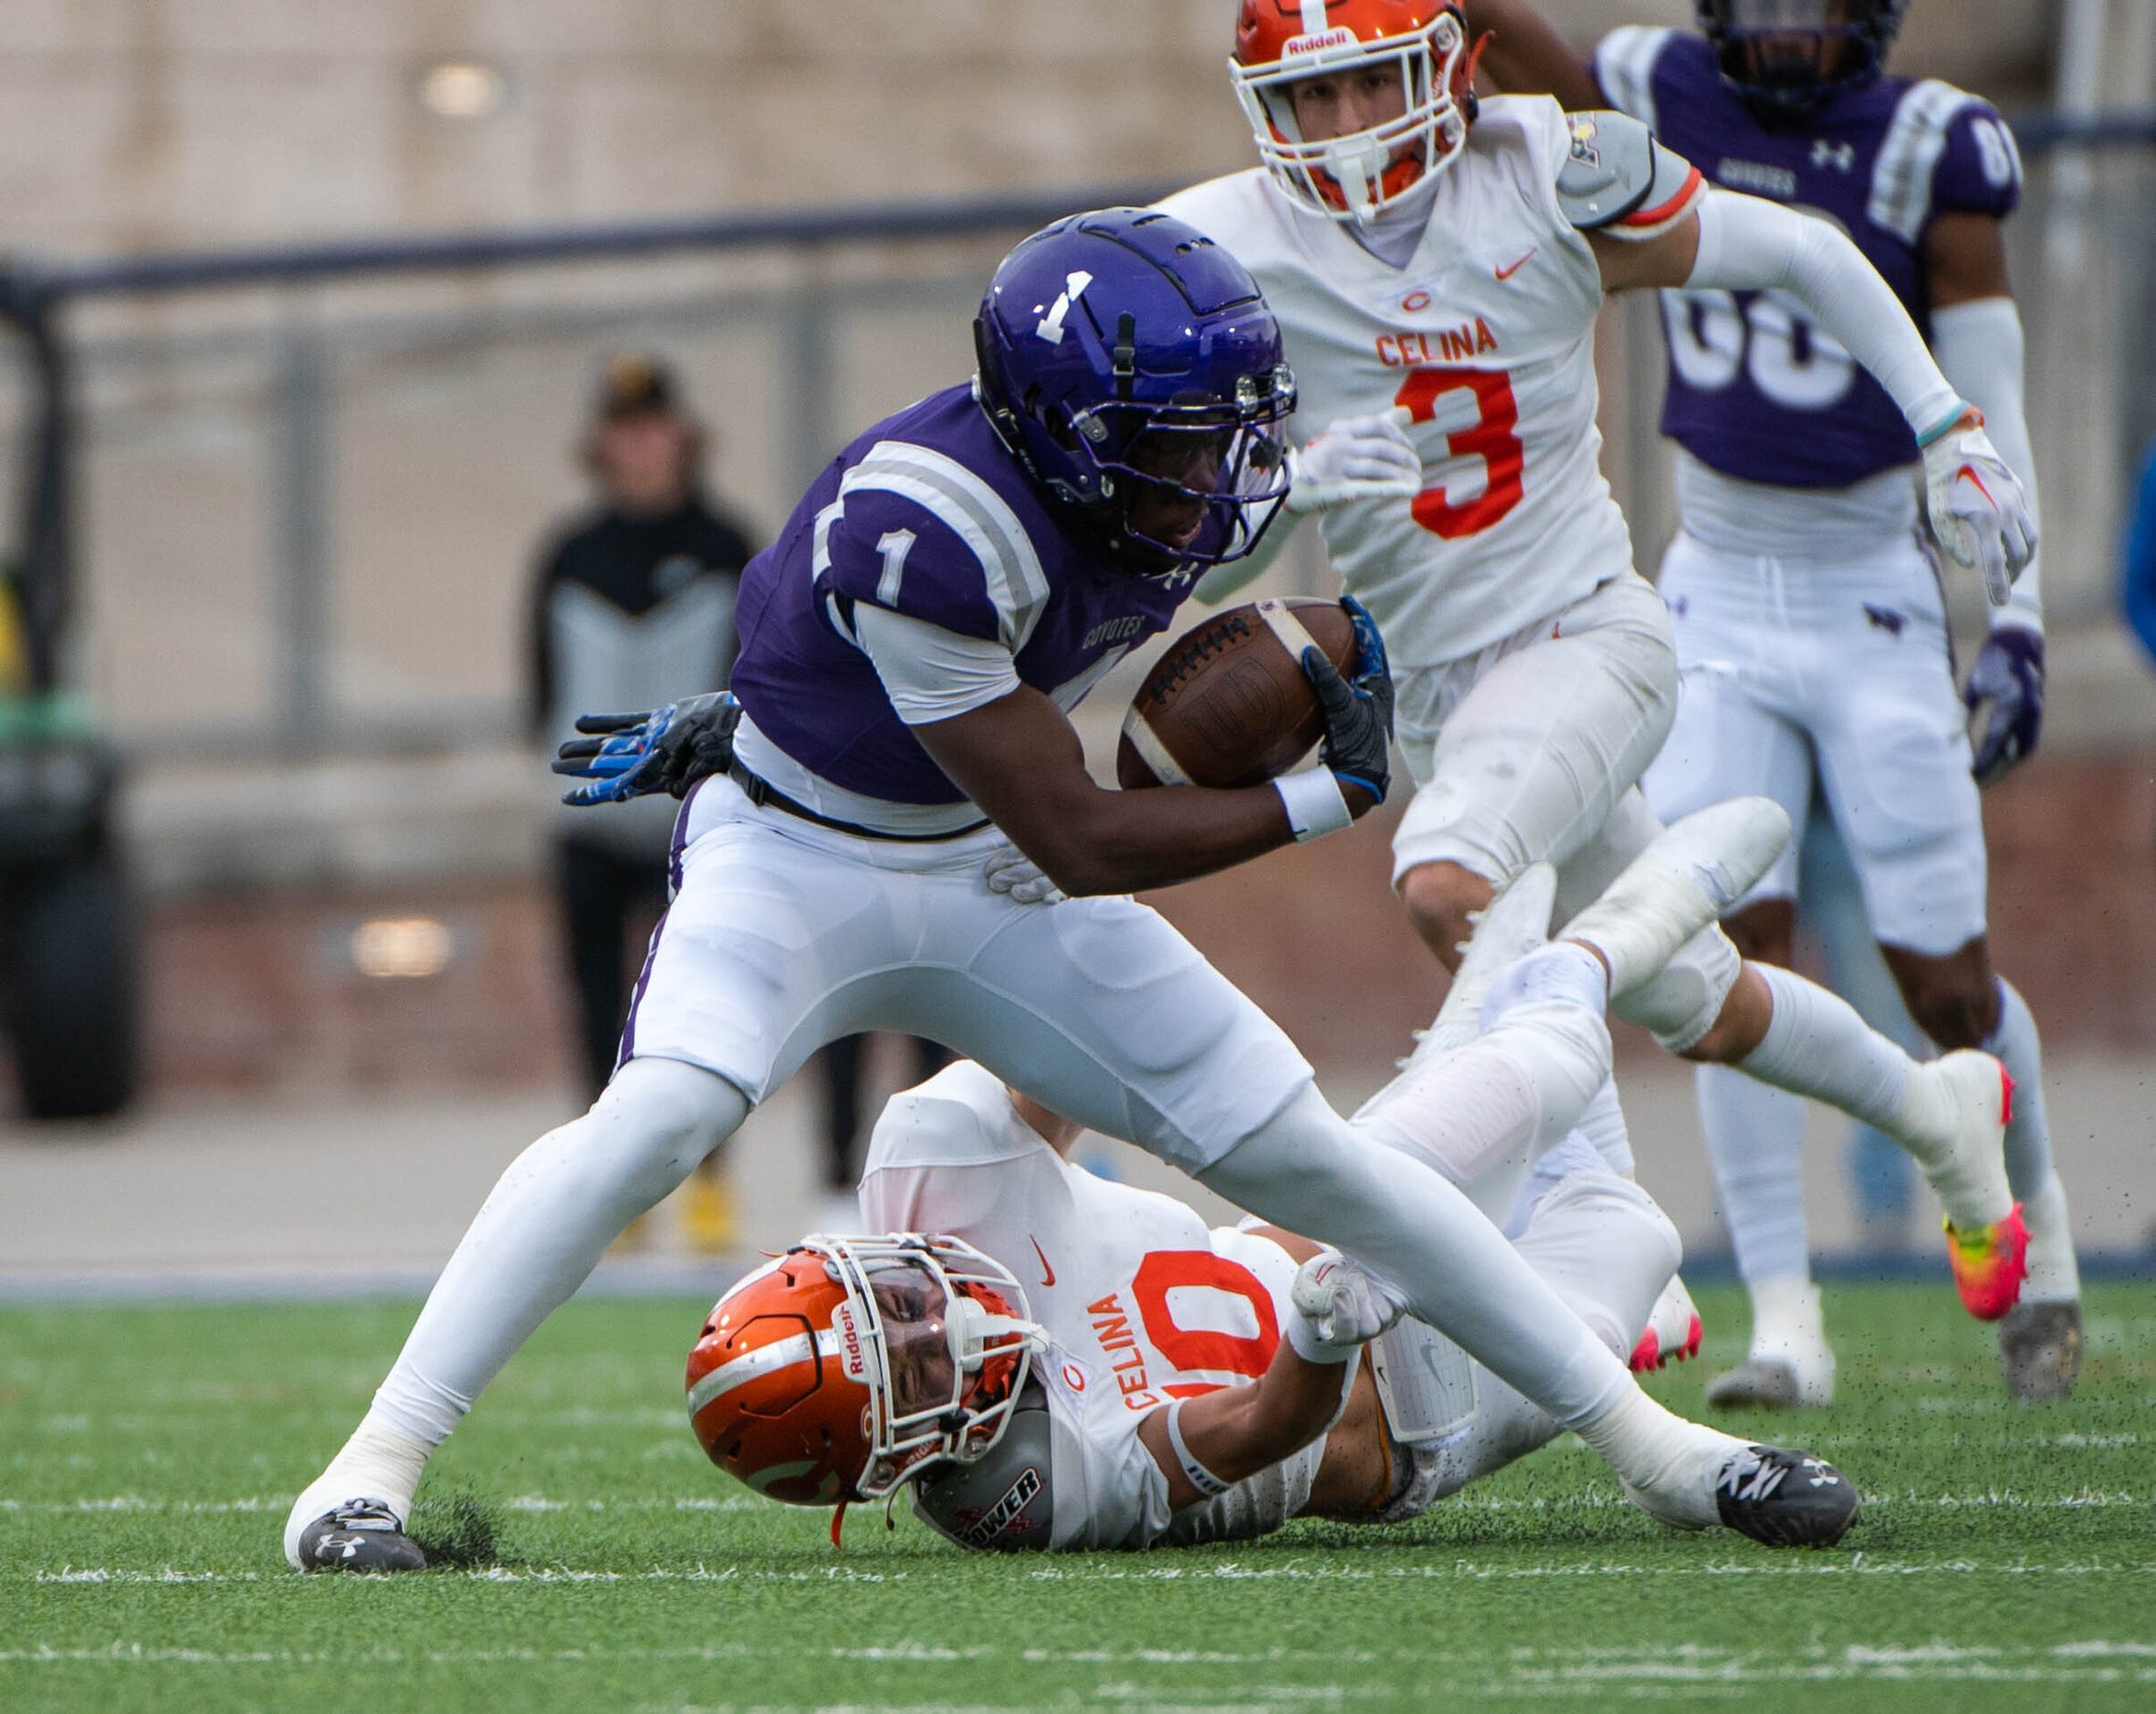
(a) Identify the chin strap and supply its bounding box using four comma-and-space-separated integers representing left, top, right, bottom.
1324, 136, 1392, 225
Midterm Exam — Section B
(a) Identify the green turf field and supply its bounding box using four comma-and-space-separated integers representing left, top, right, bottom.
3, 1280, 2151, 1712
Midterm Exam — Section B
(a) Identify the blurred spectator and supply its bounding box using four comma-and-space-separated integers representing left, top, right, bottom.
530, 353, 755, 1246
812, 1033, 952, 1232
2125, 440, 2156, 670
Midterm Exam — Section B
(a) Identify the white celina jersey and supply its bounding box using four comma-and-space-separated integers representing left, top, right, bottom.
1159, 97, 1638, 670
859, 1060, 1319, 1551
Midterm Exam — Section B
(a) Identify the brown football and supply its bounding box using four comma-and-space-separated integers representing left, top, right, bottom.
1116, 598, 1357, 789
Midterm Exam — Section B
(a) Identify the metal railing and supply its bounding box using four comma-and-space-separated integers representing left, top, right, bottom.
2, 117, 2151, 762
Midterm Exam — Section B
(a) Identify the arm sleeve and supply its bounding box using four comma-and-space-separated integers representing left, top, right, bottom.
1931, 297, 2041, 628
852, 603, 1021, 726
1687, 188, 1962, 438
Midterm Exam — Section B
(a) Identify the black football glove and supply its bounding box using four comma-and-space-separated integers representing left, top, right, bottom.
1300, 595, 1394, 806
550, 691, 741, 806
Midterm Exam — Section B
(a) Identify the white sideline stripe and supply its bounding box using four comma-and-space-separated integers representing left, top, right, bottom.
5, 1639, 2154, 1690
23, 1557, 2154, 1589
5, 1489, 2147, 1516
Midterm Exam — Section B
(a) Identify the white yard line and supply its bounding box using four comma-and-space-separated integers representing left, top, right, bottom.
5, 1489, 2145, 1517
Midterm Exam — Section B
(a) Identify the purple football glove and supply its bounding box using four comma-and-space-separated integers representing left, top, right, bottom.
1962, 626, 2044, 787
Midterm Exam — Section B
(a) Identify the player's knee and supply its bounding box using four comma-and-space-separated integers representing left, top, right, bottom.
1399, 861, 1496, 970
591, 1057, 748, 1176
1610, 925, 1740, 1055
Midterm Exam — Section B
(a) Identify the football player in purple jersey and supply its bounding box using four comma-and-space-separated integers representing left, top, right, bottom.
1462, 0, 2081, 1404
283, 208, 1852, 1571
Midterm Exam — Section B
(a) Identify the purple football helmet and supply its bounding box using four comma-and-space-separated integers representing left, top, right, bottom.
974, 207, 1295, 574
1696, 0, 1906, 118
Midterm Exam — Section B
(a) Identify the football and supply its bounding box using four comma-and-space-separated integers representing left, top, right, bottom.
1117, 598, 1357, 789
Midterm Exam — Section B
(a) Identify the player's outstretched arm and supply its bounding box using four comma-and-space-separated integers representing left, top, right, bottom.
1928, 211, 2046, 781
1136, 1246, 1398, 1510
1590, 184, 2036, 604
1458, 0, 1604, 109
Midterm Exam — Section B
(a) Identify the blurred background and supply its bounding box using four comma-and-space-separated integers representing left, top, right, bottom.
1, 0, 2151, 1293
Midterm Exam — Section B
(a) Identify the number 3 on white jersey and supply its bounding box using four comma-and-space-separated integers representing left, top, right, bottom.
1393, 366, 1528, 538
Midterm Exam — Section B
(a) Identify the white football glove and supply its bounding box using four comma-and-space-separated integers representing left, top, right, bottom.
1921, 406, 2037, 608
1285, 1247, 1408, 1365
983, 841, 1064, 905
1282, 406, 1421, 516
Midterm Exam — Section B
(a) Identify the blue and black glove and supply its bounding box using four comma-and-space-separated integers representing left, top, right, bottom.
1300, 595, 1394, 807
1962, 626, 2043, 787
550, 691, 741, 807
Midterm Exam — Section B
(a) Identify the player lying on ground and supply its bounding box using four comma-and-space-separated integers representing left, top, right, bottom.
688, 864, 1857, 1552
288, 208, 1828, 1573
1460, 0, 2080, 1408
1157, 1, 2034, 1324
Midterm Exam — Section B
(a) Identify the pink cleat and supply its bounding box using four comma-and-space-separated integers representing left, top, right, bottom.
1947, 1202, 2030, 1322
1631, 1276, 1703, 1373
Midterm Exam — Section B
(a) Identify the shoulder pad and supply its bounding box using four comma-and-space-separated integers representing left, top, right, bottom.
909, 1385, 1056, 1552
1556, 110, 1703, 239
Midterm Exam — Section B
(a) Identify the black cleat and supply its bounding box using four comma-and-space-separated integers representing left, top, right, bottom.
1712, 1445, 1859, 1548
296, 1499, 428, 1573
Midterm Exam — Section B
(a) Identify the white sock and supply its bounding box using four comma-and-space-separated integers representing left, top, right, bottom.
1502, 1129, 1607, 1238
1480, 940, 1610, 1026
1425, 1172, 1680, 1498
1744, 1274, 1834, 1403
1354, 995, 1611, 1222
1983, 978, 2056, 1205
2020, 1170, 2082, 1304
283, 1059, 749, 1562
283, 1419, 432, 1566
1698, 1061, 1811, 1287
1574, 1076, 1635, 1179
1209, 1087, 1634, 1433
1738, 963, 1910, 1129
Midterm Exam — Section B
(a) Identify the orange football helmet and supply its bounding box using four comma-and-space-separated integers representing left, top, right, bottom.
1230, 1, 1479, 223
686, 1233, 1045, 1508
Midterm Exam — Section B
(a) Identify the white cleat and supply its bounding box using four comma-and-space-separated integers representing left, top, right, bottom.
1355, 863, 1557, 1118
1557, 798, 1792, 1000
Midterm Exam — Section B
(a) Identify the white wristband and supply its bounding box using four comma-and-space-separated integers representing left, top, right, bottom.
1285, 1308, 1361, 1367
1164, 1399, 1231, 1498
1273, 768, 1353, 842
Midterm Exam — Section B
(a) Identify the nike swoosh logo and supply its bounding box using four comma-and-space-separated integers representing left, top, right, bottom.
1495, 248, 1537, 281
1029, 1235, 1056, 1288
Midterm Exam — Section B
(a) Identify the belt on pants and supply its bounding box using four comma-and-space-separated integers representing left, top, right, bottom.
726, 761, 989, 843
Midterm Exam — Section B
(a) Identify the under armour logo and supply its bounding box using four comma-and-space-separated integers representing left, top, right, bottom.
1812, 141, 1856, 172
1863, 603, 1906, 636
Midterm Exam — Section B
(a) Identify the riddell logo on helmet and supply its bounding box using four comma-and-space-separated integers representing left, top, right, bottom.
1282, 27, 1355, 55
834, 1303, 868, 1381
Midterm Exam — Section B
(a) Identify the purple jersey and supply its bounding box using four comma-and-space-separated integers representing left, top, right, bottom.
729, 385, 1197, 805
1593, 27, 2022, 489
